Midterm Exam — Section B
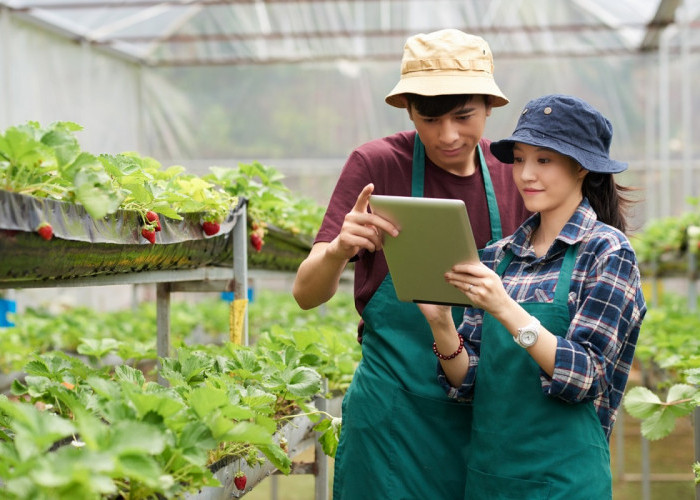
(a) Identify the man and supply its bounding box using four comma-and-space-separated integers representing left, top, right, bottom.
293, 29, 530, 499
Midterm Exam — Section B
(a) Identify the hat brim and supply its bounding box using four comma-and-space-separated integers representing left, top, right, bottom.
490, 129, 628, 174
385, 74, 509, 108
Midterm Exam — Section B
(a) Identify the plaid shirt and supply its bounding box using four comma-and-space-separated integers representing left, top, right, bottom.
440, 198, 647, 439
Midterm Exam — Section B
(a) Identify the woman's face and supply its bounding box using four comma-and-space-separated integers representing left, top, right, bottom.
511, 142, 587, 218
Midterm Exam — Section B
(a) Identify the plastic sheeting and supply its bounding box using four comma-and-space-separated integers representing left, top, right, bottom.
0, 0, 698, 223
0, 190, 243, 281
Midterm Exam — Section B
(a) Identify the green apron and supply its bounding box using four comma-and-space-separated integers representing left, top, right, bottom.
333, 135, 502, 499
466, 245, 612, 499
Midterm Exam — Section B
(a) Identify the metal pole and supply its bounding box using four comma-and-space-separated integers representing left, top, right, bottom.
0, 6, 11, 128
615, 408, 625, 480
156, 282, 171, 385
233, 202, 249, 345
658, 30, 671, 217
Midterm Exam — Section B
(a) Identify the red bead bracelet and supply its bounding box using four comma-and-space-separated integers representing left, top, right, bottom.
432, 335, 464, 360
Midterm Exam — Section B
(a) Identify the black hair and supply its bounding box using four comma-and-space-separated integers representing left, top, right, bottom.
582, 173, 635, 233
404, 93, 488, 117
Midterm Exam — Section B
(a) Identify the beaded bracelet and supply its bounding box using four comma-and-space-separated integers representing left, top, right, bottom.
432, 335, 464, 360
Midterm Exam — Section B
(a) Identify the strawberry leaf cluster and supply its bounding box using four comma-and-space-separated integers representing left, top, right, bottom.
631, 197, 700, 269
0, 334, 338, 499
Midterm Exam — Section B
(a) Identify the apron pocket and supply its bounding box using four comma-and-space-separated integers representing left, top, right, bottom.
466, 466, 551, 500
387, 386, 473, 500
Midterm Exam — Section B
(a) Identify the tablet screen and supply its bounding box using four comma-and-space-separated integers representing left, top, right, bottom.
369, 195, 478, 306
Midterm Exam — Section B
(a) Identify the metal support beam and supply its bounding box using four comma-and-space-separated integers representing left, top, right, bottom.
156, 282, 171, 385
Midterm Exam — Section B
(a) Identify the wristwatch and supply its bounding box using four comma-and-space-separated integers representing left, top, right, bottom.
514, 317, 540, 348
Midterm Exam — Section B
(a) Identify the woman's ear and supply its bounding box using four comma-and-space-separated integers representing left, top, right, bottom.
576, 164, 588, 180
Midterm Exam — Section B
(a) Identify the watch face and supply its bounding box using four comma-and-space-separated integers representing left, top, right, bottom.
520, 330, 537, 346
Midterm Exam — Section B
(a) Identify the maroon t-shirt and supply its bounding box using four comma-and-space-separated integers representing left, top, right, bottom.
315, 130, 530, 327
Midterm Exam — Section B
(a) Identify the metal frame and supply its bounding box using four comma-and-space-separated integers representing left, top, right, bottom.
0, 202, 249, 363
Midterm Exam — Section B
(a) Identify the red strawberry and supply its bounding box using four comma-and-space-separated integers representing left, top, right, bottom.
234, 471, 247, 490
36, 222, 53, 241
145, 211, 161, 232
141, 227, 156, 244
250, 233, 263, 252
202, 221, 220, 236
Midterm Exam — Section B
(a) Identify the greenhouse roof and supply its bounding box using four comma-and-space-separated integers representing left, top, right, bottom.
2, 0, 697, 67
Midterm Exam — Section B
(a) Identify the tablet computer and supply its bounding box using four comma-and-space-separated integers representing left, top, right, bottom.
369, 195, 479, 306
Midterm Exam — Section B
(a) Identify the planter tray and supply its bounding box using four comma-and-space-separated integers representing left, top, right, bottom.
0, 190, 315, 280
0, 190, 242, 282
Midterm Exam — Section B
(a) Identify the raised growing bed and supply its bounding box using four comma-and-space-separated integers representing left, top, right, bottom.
0, 190, 242, 282
0, 190, 313, 281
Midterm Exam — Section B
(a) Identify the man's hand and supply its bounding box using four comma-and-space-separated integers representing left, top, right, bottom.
326, 183, 399, 261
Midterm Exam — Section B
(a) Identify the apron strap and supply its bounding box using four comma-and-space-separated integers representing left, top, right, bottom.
553, 244, 578, 304
412, 135, 502, 245
411, 133, 425, 198
477, 144, 502, 243
496, 243, 579, 306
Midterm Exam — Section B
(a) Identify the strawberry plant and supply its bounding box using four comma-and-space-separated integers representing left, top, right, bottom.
631, 197, 700, 271
204, 161, 325, 248
622, 292, 700, 485
0, 332, 342, 499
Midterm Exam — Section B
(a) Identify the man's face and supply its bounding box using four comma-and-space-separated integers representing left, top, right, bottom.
408, 97, 492, 174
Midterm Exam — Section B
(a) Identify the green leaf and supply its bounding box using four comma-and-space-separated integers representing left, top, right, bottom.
314, 417, 341, 457
115, 453, 166, 488
214, 420, 273, 445
177, 421, 217, 465
188, 385, 229, 418
283, 367, 322, 399
665, 384, 699, 417
623, 386, 662, 419
108, 420, 167, 455
41, 126, 81, 168
114, 364, 146, 387
0, 399, 76, 461
122, 385, 185, 420
640, 407, 678, 440
77, 338, 121, 359
256, 442, 293, 474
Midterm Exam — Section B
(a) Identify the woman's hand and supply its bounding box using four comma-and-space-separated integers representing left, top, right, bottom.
416, 303, 454, 327
445, 262, 513, 317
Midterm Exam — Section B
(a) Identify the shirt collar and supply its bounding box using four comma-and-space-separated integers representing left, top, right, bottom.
505, 198, 598, 257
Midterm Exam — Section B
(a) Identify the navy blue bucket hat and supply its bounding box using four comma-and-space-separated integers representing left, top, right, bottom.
490, 94, 628, 174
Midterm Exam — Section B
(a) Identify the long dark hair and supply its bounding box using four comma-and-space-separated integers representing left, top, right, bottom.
582, 172, 635, 233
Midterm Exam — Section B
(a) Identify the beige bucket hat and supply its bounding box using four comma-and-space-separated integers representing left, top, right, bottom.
385, 29, 509, 109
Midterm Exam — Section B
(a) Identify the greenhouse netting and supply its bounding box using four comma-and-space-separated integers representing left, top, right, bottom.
1, 0, 699, 225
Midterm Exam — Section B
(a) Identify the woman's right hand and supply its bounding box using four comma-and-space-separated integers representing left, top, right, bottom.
417, 303, 454, 328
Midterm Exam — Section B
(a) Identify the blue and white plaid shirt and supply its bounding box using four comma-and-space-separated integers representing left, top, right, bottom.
440, 198, 647, 439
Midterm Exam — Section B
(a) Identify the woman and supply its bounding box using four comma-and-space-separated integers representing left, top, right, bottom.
418, 94, 647, 499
